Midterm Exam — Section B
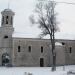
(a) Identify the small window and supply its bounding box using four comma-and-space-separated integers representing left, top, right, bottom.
41, 46, 43, 53
69, 47, 72, 53
18, 46, 21, 52
28, 46, 31, 52
4, 36, 8, 38
6, 16, 9, 24
62, 42, 65, 45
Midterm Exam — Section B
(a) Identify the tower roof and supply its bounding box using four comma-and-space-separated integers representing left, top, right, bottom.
1, 9, 15, 15
4, 9, 12, 12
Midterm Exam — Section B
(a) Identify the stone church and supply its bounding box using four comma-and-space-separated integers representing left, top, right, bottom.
0, 8, 75, 67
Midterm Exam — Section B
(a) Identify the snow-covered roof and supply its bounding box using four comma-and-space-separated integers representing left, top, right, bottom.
55, 42, 62, 46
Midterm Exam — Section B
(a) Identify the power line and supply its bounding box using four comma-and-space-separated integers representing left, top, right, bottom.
56, 1, 75, 5
37, 0, 75, 5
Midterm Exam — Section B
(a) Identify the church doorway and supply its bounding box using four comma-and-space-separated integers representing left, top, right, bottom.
2, 53, 10, 66
40, 58, 44, 67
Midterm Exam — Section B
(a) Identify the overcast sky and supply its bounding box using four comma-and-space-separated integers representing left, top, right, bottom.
0, 0, 75, 39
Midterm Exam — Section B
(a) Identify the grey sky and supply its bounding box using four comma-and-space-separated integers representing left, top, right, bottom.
0, 0, 75, 39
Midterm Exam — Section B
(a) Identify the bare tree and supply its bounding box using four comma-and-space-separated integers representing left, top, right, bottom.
29, 0, 58, 71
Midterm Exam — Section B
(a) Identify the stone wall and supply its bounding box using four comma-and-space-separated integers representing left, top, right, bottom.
56, 39, 75, 65
12, 38, 52, 67
0, 38, 74, 67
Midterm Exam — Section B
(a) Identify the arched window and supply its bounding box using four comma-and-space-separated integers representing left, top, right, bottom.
6, 16, 9, 24
28, 46, 31, 52
18, 46, 21, 52
41, 46, 43, 53
69, 47, 72, 53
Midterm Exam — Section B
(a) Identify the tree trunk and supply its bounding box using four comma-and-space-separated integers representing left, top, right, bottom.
51, 27, 56, 71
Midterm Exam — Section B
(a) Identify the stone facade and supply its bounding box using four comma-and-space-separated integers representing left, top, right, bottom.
56, 39, 75, 65
12, 38, 66, 67
12, 38, 51, 67
0, 8, 75, 67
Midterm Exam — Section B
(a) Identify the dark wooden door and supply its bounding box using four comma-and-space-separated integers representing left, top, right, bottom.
40, 58, 44, 67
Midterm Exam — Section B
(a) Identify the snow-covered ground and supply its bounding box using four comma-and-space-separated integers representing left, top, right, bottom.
0, 65, 75, 75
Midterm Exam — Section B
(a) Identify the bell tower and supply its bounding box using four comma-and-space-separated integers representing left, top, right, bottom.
1, 9, 14, 27
0, 9, 15, 66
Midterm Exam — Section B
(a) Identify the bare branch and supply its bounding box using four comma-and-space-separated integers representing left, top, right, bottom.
29, 0, 58, 71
